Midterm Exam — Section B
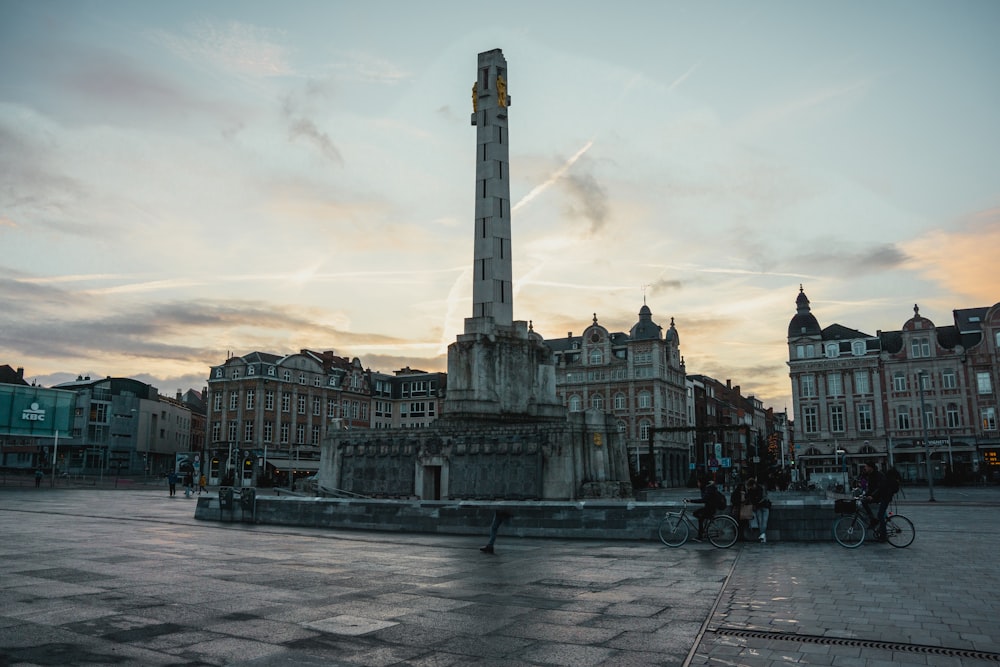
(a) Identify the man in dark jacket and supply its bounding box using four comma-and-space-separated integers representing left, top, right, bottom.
862, 461, 894, 540
689, 478, 726, 541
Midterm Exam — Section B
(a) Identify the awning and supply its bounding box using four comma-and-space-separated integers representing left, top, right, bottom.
264, 458, 320, 472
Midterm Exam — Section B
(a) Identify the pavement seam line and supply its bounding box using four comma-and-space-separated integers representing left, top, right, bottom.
682, 544, 744, 667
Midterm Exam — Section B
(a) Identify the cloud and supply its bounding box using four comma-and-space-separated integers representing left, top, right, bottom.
902, 208, 1000, 303
154, 21, 292, 77
560, 167, 610, 234
281, 95, 344, 164
793, 243, 909, 275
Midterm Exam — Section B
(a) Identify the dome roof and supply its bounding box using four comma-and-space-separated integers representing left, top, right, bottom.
630, 304, 662, 340
788, 286, 821, 338
665, 317, 679, 344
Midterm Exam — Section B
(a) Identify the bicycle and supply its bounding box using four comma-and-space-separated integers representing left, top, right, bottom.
658, 499, 739, 548
832, 495, 914, 548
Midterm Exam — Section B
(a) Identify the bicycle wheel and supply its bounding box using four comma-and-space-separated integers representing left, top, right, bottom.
833, 515, 865, 548
707, 515, 739, 548
885, 515, 915, 548
658, 514, 689, 547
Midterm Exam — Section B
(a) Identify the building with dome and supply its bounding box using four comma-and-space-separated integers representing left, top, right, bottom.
787, 286, 1000, 486
544, 306, 690, 488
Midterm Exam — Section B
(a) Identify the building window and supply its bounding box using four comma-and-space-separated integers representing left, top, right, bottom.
857, 404, 873, 431
296, 424, 305, 444
589, 349, 603, 365
854, 371, 870, 395
313, 397, 321, 416
942, 370, 957, 390
211, 422, 221, 442
801, 375, 816, 398
923, 406, 934, 429
830, 405, 845, 432
617, 420, 627, 434
893, 374, 907, 392
213, 393, 222, 411
263, 421, 273, 443
569, 395, 582, 412
215, 368, 223, 378
282, 393, 291, 413
896, 408, 911, 430
825, 343, 839, 358
947, 404, 961, 429
248, 365, 255, 376
244, 421, 253, 442
638, 391, 652, 409
228, 422, 238, 442
280, 424, 289, 444
803, 406, 818, 434
282, 370, 290, 382
639, 420, 651, 441
267, 366, 275, 376
983, 407, 997, 431
229, 392, 238, 410
614, 393, 626, 410
919, 373, 931, 391
297, 396, 306, 415
327, 399, 337, 417
977, 372, 993, 394
827, 373, 843, 397
590, 394, 604, 410
232, 368, 240, 379
852, 341, 865, 356
910, 337, 931, 358
796, 345, 805, 359
265, 390, 274, 411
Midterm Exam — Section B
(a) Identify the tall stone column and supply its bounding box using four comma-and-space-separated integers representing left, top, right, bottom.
469, 48, 512, 329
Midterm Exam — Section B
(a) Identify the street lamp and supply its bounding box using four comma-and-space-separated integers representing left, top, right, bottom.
917, 371, 936, 502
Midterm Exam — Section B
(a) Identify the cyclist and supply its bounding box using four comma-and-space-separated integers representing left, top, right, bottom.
861, 461, 894, 541
688, 477, 726, 541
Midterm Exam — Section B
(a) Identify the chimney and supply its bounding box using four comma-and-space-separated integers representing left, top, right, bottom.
176, 390, 182, 401
16, 367, 24, 379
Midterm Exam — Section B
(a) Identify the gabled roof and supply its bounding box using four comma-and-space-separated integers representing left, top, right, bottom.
0, 364, 29, 385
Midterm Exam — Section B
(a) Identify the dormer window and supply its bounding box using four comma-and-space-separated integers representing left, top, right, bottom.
852, 341, 865, 356
825, 343, 839, 358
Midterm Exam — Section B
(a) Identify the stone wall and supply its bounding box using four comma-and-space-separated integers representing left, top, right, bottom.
319, 411, 632, 501
196, 494, 844, 542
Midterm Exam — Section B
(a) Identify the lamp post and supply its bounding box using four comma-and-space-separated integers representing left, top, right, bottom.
917, 371, 936, 502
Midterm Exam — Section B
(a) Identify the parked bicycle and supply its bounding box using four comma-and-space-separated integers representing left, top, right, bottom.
832, 495, 914, 548
658, 499, 739, 548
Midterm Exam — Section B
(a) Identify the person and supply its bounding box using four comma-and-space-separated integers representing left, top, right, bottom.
167, 470, 178, 497
35, 469, 43, 488
688, 477, 726, 541
862, 461, 894, 540
198, 474, 208, 495
183, 472, 194, 498
730, 479, 751, 540
480, 509, 513, 554
746, 477, 771, 543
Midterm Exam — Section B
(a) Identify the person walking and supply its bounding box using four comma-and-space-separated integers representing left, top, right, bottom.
198, 474, 208, 495
479, 509, 513, 554
183, 472, 194, 498
167, 470, 178, 497
746, 477, 772, 543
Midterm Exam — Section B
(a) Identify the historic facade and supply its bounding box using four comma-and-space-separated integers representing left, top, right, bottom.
787, 286, 1000, 486
206, 350, 370, 486
544, 307, 690, 487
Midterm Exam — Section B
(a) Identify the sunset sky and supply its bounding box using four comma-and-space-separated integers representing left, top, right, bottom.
2, 1, 998, 412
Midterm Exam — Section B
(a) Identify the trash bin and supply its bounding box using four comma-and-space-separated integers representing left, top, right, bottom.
219, 487, 234, 510
240, 487, 256, 510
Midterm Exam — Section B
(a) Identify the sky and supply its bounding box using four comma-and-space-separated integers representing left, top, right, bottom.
2, 1, 999, 414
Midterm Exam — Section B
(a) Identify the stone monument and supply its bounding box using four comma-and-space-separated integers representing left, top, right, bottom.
316, 49, 632, 500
